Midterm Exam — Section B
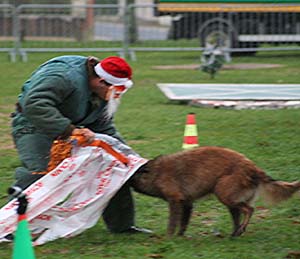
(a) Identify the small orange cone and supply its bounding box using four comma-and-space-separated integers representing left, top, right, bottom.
182, 113, 199, 149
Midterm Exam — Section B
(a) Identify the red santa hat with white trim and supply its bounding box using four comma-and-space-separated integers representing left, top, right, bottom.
94, 56, 133, 88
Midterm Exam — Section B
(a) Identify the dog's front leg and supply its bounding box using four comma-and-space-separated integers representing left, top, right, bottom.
167, 201, 183, 236
178, 202, 193, 236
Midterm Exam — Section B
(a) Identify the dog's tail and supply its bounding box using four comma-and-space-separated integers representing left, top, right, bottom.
259, 172, 300, 205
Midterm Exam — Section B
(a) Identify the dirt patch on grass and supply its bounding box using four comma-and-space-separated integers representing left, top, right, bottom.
152, 63, 284, 70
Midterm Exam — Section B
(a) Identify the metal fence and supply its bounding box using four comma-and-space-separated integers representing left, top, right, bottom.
1, 3, 300, 61
0, 4, 16, 60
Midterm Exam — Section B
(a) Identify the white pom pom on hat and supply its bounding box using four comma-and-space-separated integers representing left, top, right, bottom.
94, 56, 133, 88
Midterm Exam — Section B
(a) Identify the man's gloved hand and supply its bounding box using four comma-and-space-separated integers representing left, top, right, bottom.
72, 128, 95, 144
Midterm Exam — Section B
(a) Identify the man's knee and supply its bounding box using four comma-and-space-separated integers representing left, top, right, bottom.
15, 133, 52, 171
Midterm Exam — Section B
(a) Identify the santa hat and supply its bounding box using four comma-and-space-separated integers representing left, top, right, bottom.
94, 56, 133, 88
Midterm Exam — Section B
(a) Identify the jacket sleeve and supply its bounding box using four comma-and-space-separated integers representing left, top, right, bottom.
22, 75, 75, 138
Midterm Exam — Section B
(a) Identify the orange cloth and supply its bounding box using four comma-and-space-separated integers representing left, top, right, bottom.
70, 135, 129, 165
33, 135, 129, 175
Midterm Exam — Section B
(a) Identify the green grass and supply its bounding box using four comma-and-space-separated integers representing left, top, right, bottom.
0, 50, 300, 258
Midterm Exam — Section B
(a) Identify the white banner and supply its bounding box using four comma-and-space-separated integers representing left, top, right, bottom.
0, 134, 147, 246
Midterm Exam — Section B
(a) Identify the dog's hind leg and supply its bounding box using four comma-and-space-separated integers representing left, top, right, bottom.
231, 203, 254, 237
167, 200, 184, 236
178, 202, 193, 236
229, 207, 241, 235
214, 175, 256, 237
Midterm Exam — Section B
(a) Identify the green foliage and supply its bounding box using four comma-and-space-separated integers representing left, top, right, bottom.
0, 50, 300, 258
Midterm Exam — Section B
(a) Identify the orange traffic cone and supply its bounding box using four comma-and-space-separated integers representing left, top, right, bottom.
182, 113, 199, 149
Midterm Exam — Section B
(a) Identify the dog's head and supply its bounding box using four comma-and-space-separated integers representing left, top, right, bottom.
129, 155, 165, 197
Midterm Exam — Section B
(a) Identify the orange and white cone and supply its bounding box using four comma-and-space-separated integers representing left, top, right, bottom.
182, 113, 199, 149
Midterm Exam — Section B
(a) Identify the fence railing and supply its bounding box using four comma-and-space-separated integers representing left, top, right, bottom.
1, 3, 300, 61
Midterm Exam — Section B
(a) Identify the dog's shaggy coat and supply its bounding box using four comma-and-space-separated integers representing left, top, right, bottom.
130, 146, 300, 236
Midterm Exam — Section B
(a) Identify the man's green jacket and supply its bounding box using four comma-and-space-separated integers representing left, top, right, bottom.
12, 55, 120, 140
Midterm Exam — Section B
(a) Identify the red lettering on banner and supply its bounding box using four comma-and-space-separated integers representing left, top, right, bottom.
95, 161, 114, 195
78, 170, 87, 177
4, 200, 18, 210
60, 160, 71, 169
35, 214, 52, 221
96, 161, 116, 179
69, 163, 76, 171
50, 158, 76, 177
96, 169, 110, 180
25, 181, 43, 196
96, 180, 107, 195
50, 168, 63, 177
63, 173, 75, 184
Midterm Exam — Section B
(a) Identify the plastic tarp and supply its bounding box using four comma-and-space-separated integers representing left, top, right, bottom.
0, 134, 148, 246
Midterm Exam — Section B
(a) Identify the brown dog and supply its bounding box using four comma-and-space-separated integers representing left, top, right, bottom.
130, 146, 300, 237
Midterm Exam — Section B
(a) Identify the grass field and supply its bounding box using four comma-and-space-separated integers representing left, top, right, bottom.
0, 50, 299, 259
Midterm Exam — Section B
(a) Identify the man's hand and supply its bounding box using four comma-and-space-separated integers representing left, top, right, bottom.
72, 128, 95, 143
